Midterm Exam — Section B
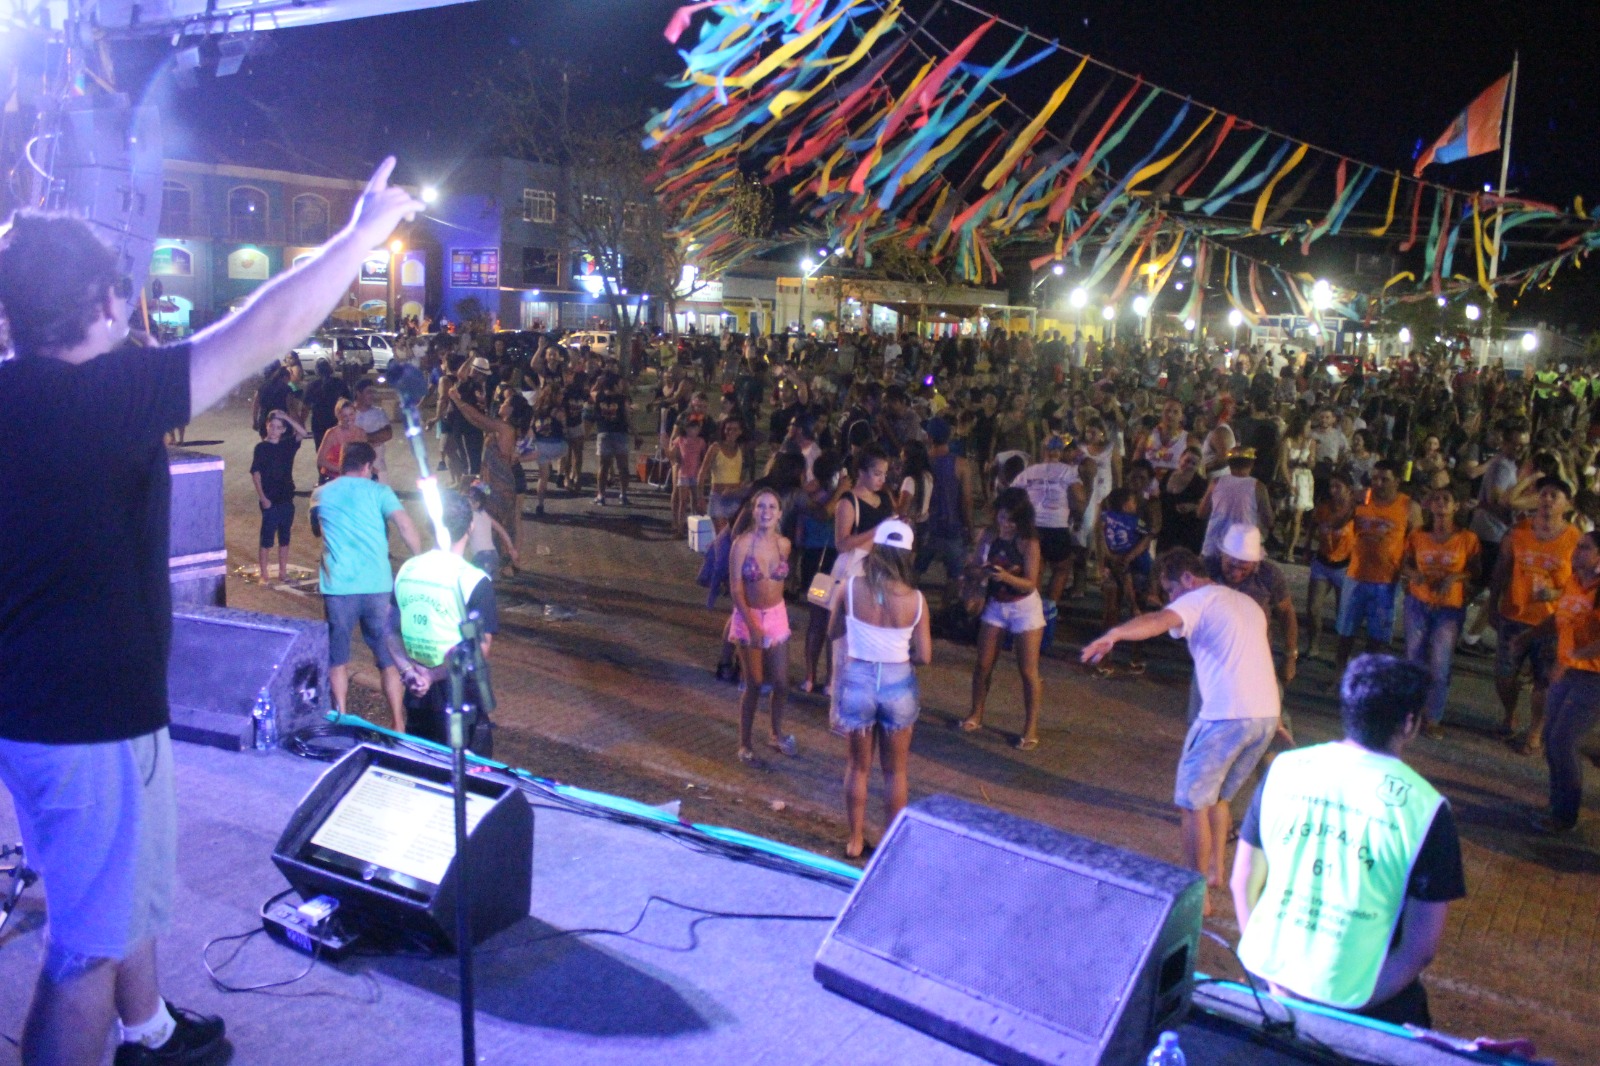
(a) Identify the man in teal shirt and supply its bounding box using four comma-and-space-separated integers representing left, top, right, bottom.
310, 441, 421, 727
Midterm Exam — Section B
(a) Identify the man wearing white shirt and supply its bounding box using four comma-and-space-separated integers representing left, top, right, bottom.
1014, 434, 1087, 602
351, 377, 395, 483
1083, 547, 1280, 910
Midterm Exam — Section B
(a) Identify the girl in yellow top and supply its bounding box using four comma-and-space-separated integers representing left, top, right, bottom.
1510, 530, 1600, 832
1490, 476, 1581, 755
1401, 488, 1481, 738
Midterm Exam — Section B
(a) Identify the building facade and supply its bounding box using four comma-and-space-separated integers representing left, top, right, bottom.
149, 159, 431, 336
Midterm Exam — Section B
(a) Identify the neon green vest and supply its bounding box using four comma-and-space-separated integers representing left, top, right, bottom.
393, 550, 490, 668
1237, 743, 1443, 1009
1533, 371, 1558, 398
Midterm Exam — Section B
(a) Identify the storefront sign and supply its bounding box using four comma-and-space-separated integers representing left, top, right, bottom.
359, 256, 389, 285
150, 245, 192, 277
450, 248, 499, 288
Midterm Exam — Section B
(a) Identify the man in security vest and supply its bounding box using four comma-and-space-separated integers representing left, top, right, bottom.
1231, 654, 1465, 1026
385, 489, 499, 756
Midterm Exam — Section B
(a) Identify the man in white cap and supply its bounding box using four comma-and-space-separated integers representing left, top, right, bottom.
1083, 548, 1281, 911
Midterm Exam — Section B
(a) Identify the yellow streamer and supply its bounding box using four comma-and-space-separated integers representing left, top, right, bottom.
1471, 197, 1494, 296
1126, 111, 1216, 193
903, 97, 1005, 187
1366, 172, 1401, 237
1250, 142, 1308, 233
1381, 271, 1416, 293
722, 0, 870, 90
981, 56, 1088, 191
769, 3, 901, 117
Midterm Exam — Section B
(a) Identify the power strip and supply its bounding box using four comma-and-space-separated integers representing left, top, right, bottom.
260, 893, 361, 960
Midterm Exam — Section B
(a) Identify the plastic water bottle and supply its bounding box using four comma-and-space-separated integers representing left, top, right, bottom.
1146, 1031, 1185, 1066
252, 689, 278, 751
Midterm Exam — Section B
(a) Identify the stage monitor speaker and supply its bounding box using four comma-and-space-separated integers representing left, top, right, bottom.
815, 795, 1203, 1066
56, 97, 164, 302
272, 743, 532, 952
168, 606, 328, 750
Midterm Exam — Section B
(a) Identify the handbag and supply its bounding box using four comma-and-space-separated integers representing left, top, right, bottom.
805, 546, 838, 608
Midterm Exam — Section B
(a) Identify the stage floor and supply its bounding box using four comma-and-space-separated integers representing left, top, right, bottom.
0, 737, 1508, 1065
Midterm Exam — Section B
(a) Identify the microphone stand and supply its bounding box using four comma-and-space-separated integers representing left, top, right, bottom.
391, 364, 479, 1066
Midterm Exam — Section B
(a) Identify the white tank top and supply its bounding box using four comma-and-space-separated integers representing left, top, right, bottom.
844, 578, 923, 663
1202, 473, 1259, 556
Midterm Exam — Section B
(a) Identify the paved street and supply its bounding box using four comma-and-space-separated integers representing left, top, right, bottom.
193, 394, 1599, 1062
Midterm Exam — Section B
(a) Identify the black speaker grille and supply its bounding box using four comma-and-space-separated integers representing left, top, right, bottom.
834, 818, 1166, 1040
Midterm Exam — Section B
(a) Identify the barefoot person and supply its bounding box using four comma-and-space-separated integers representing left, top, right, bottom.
0, 160, 420, 1066
827, 520, 932, 859
1083, 548, 1280, 911
728, 487, 795, 763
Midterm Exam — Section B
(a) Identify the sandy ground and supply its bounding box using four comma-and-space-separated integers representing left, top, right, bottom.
188, 388, 1599, 1062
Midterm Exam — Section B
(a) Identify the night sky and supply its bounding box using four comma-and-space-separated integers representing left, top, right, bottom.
136, 0, 1600, 324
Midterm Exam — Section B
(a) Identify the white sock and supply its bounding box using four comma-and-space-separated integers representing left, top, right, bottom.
119, 999, 176, 1048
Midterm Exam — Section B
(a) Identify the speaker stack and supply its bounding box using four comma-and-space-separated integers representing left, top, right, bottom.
816, 795, 1204, 1066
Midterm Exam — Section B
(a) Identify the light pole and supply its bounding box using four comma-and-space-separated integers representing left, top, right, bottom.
797, 248, 833, 335
1311, 278, 1333, 352
1101, 303, 1115, 345
388, 238, 403, 333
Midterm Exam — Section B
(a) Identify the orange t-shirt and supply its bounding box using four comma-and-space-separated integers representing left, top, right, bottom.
1500, 521, 1582, 626
1349, 492, 1413, 584
1553, 575, 1600, 673
1311, 502, 1354, 565
1404, 529, 1481, 608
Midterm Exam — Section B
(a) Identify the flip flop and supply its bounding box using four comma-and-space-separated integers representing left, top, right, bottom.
958, 717, 983, 733
1014, 736, 1039, 751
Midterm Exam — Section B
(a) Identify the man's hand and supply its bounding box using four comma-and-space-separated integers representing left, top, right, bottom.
349, 157, 425, 252
1081, 634, 1117, 664
258, 495, 272, 511
400, 662, 433, 696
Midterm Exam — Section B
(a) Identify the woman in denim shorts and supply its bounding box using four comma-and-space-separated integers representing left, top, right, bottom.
827, 521, 932, 859
962, 488, 1047, 749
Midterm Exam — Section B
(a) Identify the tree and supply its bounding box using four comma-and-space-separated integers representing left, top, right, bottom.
485, 59, 671, 373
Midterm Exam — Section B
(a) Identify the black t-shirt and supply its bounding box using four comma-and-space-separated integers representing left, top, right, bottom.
305, 376, 350, 429
1240, 772, 1467, 904
593, 392, 628, 434
0, 344, 191, 743
251, 436, 302, 506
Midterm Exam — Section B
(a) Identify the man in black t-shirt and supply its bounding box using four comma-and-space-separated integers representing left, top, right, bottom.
0, 160, 420, 1066
303, 359, 350, 447
589, 374, 635, 506
250, 408, 311, 584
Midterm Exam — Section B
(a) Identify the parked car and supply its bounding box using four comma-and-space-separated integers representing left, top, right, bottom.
564, 330, 617, 355
292, 331, 378, 373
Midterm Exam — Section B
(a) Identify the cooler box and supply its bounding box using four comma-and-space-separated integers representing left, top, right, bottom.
688, 515, 714, 552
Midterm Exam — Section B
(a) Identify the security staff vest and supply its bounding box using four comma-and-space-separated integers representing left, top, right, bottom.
393, 550, 490, 668
1237, 743, 1443, 1009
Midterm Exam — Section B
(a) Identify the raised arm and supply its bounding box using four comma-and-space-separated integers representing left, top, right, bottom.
188, 158, 423, 417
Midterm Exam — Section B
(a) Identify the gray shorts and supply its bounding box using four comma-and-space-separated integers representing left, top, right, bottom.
597, 431, 630, 459
1173, 716, 1277, 810
0, 728, 176, 965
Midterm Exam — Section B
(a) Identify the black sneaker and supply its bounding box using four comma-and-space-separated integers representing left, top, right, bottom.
114, 1006, 228, 1065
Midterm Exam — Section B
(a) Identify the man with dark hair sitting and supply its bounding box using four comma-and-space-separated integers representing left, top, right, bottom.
386, 490, 499, 756
1232, 654, 1466, 1027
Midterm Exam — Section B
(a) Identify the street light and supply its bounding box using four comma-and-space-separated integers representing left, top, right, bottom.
1436, 296, 1448, 308
1398, 326, 1411, 345
1132, 295, 1151, 317
1465, 303, 1481, 322
420, 185, 439, 204
1101, 305, 1115, 321
1051, 263, 1065, 276
1184, 318, 1197, 332
1180, 255, 1194, 269
1228, 308, 1244, 327
1311, 279, 1334, 310
1522, 332, 1538, 352
387, 239, 403, 332
1069, 287, 1088, 310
